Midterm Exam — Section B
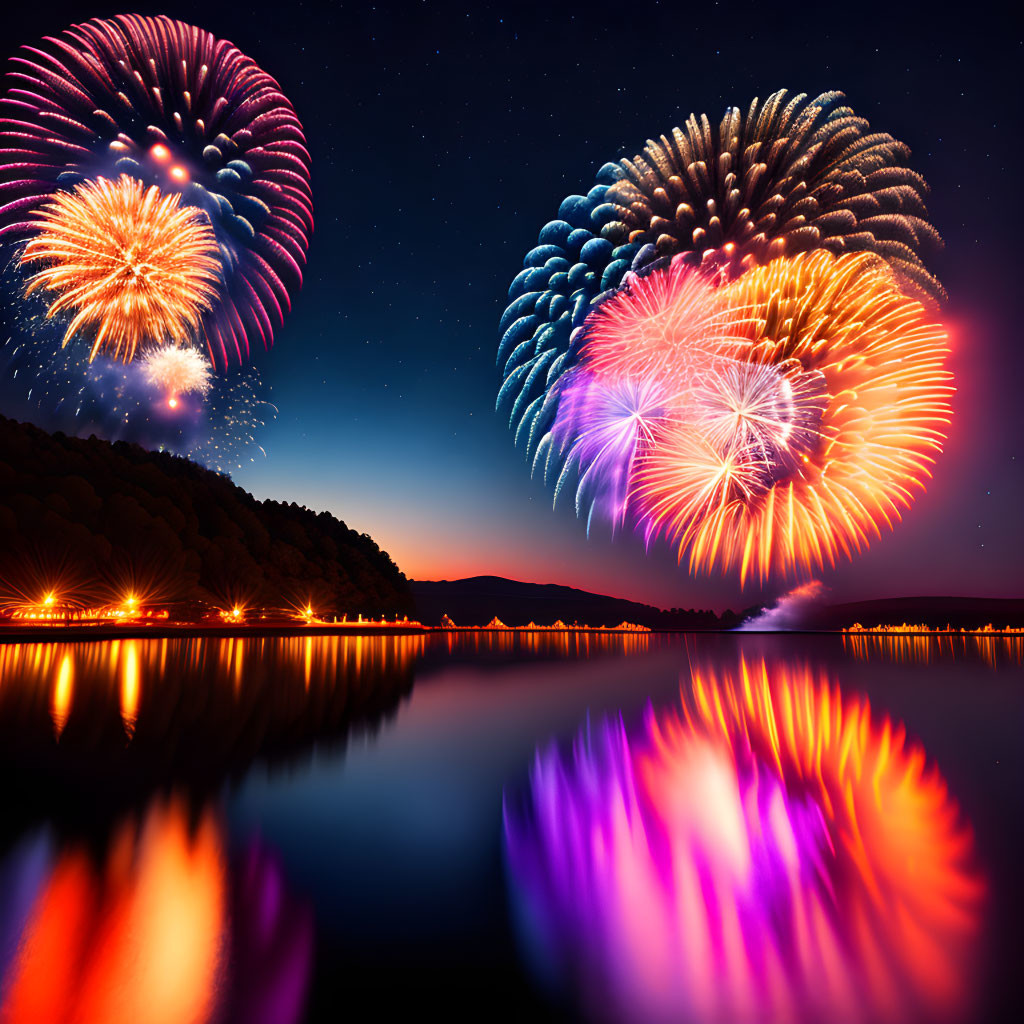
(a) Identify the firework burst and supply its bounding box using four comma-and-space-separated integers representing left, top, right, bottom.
554, 251, 952, 583
497, 90, 943, 463
20, 176, 220, 362
551, 371, 671, 528
605, 90, 944, 302
692, 358, 828, 481
139, 345, 214, 403
0, 13, 312, 367
2, 320, 273, 477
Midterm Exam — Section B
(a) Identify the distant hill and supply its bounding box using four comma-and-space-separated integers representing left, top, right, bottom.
412, 577, 1024, 632
0, 415, 412, 617
411, 575, 754, 629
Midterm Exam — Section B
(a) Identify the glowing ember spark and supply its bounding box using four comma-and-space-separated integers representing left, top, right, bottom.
20, 175, 220, 363
504, 656, 984, 1024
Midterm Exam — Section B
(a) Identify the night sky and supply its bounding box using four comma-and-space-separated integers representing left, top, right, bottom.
2, 0, 1021, 611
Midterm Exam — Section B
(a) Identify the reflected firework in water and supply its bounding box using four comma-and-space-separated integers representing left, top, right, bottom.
504, 656, 984, 1024
0, 794, 312, 1024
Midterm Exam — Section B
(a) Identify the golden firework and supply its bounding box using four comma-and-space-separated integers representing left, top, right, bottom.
21, 175, 220, 362
626, 250, 954, 583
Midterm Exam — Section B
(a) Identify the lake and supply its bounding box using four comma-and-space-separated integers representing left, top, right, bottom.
0, 632, 1020, 1022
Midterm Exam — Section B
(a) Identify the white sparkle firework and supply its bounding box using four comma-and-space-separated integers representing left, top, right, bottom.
139, 345, 213, 399
694, 358, 828, 485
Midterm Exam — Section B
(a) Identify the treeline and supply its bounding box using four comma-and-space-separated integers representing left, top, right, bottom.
0, 415, 413, 617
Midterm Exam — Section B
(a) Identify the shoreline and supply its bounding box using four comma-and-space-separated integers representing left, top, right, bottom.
1, 624, 1022, 645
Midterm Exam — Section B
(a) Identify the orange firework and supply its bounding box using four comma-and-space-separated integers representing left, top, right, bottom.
20, 175, 220, 363
617, 250, 953, 582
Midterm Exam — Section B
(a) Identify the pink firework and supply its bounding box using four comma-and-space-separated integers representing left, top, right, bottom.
579, 258, 748, 382
504, 656, 984, 1024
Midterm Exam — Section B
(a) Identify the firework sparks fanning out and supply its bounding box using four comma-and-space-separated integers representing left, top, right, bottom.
604, 91, 945, 302
140, 346, 214, 406
551, 372, 670, 528
692, 358, 829, 483
566, 251, 952, 582
2, 322, 274, 475
498, 91, 953, 582
0, 13, 312, 471
569, 264, 743, 383
504, 656, 984, 1024
0, 13, 311, 368
498, 89, 944, 462
20, 176, 220, 363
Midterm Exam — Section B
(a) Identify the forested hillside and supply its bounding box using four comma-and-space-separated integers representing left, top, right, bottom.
0, 416, 412, 617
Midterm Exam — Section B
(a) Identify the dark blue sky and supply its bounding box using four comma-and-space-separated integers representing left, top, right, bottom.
3, 0, 1021, 611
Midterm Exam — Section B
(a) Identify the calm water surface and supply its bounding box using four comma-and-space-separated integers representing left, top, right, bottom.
0, 632, 1020, 1022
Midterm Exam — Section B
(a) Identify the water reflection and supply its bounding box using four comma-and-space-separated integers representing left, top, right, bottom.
0, 636, 420, 827
431, 630, 651, 660
504, 655, 985, 1024
842, 631, 1024, 669
0, 794, 312, 1023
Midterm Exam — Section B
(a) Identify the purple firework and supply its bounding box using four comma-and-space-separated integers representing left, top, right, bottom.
551, 368, 671, 530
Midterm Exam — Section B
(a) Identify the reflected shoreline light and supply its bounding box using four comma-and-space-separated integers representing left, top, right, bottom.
0, 632, 657, 830
842, 630, 1023, 668
505, 655, 986, 1024
0, 636, 422, 834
